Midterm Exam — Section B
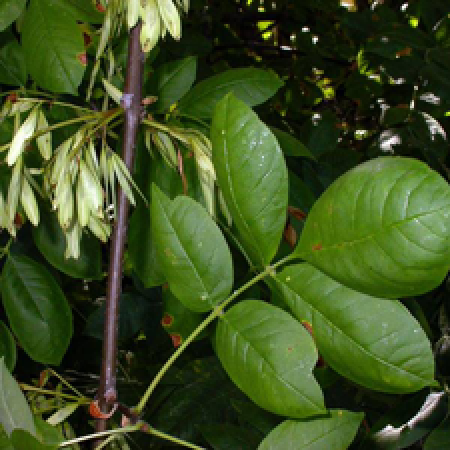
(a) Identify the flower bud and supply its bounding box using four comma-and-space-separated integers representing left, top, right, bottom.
127, 0, 140, 29
56, 174, 74, 229
7, 157, 23, 226
140, 0, 161, 53
7, 107, 39, 166
36, 110, 52, 160
79, 160, 103, 214
76, 175, 90, 228
20, 177, 39, 226
64, 221, 81, 260
157, 0, 181, 40
88, 215, 111, 243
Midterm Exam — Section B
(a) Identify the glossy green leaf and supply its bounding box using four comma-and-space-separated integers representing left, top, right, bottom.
149, 56, 197, 113
0, 358, 36, 436
270, 127, 315, 159
128, 205, 166, 287
272, 263, 435, 393
1, 254, 73, 365
0, 0, 26, 31
151, 185, 233, 312
0, 427, 13, 450
216, 300, 325, 418
161, 286, 206, 345
424, 414, 450, 450
34, 417, 63, 446
0, 39, 27, 86
178, 68, 283, 118
258, 409, 364, 450
211, 93, 288, 266
22, 0, 86, 95
55, 0, 104, 23
0, 322, 16, 372
10, 430, 55, 450
32, 206, 102, 280
129, 149, 203, 287
296, 157, 450, 298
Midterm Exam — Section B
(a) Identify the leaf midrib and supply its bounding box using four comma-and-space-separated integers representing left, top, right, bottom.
278, 275, 431, 385
301, 204, 450, 259
223, 316, 323, 412
156, 195, 212, 306
33, 0, 76, 92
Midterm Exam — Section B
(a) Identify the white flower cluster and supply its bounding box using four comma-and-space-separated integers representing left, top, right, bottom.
0, 99, 138, 259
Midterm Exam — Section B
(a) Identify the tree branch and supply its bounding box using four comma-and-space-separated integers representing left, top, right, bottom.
94, 22, 143, 446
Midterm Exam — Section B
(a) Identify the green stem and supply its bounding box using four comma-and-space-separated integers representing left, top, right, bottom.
48, 368, 84, 398
135, 255, 293, 414
30, 113, 102, 141
17, 97, 96, 114
19, 384, 90, 403
59, 425, 139, 447
143, 425, 206, 450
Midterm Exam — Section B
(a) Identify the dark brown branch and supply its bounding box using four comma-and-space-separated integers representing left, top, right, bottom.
94, 22, 143, 446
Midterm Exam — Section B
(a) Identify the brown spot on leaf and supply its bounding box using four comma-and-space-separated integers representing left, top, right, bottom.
38, 370, 49, 387
83, 32, 92, 47
96, 2, 106, 12
170, 333, 182, 348
288, 206, 306, 221
284, 222, 297, 249
7, 93, 17, 103
396, 47, 412, 57
77, 52, 87, 66
14, 213, 23, 227
287, 347, 293, 352
161, 313, 174, 328
301, 320, 314, 338
312, 243, 322, 251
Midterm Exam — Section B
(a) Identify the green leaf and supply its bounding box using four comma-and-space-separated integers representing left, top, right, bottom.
258, 409, 364, 450
0, 322, 16, 372
212, 94, 288, 266
424, 414, 450, 450
270, 127, 315, 160
0, 0, 26, 31
0, 427, 13, 450
0, 39, 27, 86
0, 358, 36, 436
272, 263, 435, 393
33, 417, 63, 446
161, 286, 206, 345
151, 185, 233, 312
32, 206, 102, 280
296, 157, 450, 298
178, 68, 283, 118
129, 148, 203, 288
1, 254, 73, 365
22, 0, 86, 95
149, 56, 197, 113
215, 300, 325, 418
128, 205, 166, 288
54, 0, 104, 23
10, 430, 55, 450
